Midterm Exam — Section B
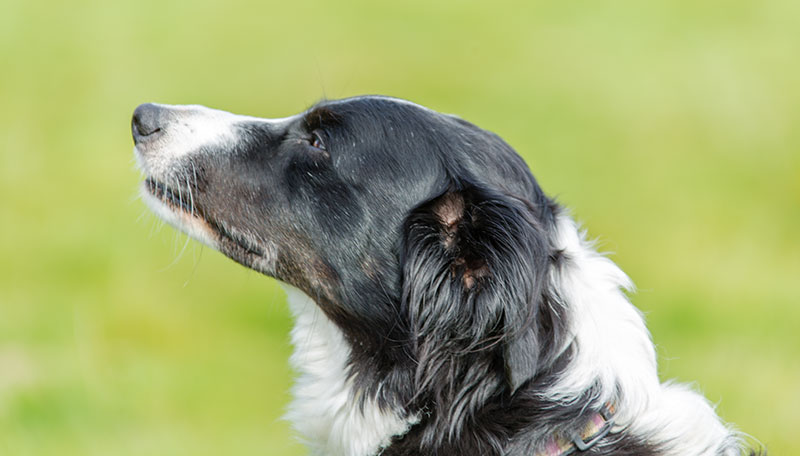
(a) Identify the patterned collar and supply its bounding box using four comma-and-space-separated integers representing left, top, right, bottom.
536, 402, 617, 456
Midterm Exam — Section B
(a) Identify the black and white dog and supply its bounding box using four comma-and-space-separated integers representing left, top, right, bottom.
132, 96, 757, 456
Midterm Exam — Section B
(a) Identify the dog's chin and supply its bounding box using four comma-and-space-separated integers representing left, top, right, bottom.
140, 178, 278, 275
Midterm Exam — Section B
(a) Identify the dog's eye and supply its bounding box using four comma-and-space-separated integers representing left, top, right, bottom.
309, 130, 326, 151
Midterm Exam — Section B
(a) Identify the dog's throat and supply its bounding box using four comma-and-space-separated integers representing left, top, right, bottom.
281, 286, 416, 456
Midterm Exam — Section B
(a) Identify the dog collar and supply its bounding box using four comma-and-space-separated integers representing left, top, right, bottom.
536, 402, 617, 456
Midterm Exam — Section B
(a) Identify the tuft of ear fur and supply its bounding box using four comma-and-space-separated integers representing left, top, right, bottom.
401, 184, 564, 445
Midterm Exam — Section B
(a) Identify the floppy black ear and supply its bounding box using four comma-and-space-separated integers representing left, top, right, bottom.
402, 184, 558, 415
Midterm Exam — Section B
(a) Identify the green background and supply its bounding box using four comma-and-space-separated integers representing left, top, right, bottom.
1, 0, 797, 454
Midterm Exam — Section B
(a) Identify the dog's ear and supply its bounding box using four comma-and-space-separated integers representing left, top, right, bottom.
402, 185, 556, 405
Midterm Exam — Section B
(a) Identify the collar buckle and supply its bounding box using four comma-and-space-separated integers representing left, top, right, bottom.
570, 403, 615, 452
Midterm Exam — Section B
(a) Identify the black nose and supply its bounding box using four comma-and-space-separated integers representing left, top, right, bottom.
132, 103, 166, 144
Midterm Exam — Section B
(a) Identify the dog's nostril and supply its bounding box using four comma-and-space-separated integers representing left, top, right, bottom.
132, 103, 166, 144
133, 121, 161, 138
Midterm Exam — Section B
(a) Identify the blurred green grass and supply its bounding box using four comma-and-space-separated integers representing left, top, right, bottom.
1, 0, 798, 454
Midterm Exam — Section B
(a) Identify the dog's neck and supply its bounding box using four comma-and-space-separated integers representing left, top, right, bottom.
282, 286, 415, 456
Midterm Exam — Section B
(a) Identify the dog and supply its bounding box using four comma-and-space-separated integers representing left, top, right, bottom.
132, 96, 758, 455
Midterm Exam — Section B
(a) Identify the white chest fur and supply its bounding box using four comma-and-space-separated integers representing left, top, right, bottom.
282, 286, 414, 456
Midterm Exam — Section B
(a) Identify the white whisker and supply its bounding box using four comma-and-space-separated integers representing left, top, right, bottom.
182, 244, 205, 288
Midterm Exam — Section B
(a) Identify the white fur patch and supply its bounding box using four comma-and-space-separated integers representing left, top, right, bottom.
633, 382, 745, 455
545, 215, 659, 414
282, 286, 415, 456
549, 214, 742, 454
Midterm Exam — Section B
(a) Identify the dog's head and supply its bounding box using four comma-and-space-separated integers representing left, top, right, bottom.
133, 96, 566, 417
